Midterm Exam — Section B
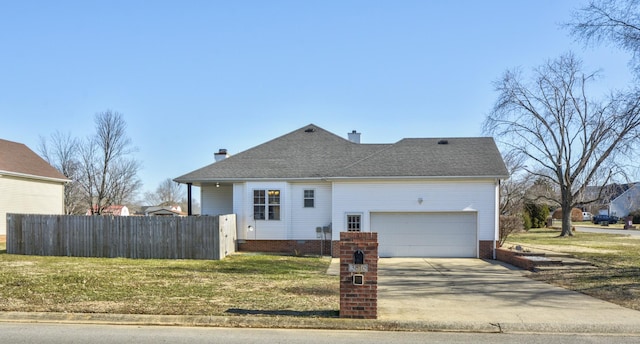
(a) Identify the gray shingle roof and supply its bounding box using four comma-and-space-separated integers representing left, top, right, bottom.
0, 138, 69, 182
174, 124, 508, 184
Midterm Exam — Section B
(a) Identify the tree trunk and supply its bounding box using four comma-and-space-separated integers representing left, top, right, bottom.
560, 198, 574, 236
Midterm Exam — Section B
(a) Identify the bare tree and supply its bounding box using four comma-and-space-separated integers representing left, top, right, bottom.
567, 0, 640, 215
484, 53, 640, 236
499, 150, 530, 216
568, 0, 640, 76
144, 178, 184, 206
38, 131, 84, 214
81, 111, 142, 214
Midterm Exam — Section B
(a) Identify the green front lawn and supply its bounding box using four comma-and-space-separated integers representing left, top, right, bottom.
0, 248, 339, 317
506, 228, 640, 310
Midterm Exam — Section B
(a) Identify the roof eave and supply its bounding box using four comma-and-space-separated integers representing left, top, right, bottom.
326, 175, 509, 180
174, 175, 509, 185
173, 177, 329, 185
0, 170, 71, 183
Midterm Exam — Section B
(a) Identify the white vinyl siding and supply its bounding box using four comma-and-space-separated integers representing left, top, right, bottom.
228, 182, 332, 241
232, 182, 289, 240
290, 183, 332, 240
233, 183, 247, 240
331, 179, 498, 243
201, 184, 233, 216
0, 175, 65, 235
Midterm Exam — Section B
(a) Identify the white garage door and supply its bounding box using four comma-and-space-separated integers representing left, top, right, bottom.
371, 212, 477, 258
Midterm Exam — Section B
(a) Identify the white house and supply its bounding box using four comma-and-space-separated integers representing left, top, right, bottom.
0, 138, 69, 235
608, 183, 640, 218
175, 124, 508, 259
581, 183, 640, 217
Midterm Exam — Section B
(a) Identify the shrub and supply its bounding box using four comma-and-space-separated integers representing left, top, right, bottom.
571, 208, 583, 222
551, 207, 583, 222
524, 202, 550, 228
522, 212, 532, 231
499, 215, 524, 247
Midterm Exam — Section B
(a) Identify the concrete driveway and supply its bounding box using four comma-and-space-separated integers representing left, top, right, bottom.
377, 258, 640, 333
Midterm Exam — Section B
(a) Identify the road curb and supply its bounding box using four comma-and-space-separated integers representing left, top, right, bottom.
2, 311, 640, 335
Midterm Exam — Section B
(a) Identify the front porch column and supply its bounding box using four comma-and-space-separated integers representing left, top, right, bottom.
187, 183, 192, 216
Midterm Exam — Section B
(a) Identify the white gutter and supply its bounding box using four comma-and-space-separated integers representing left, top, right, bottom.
0, 170, 70, 183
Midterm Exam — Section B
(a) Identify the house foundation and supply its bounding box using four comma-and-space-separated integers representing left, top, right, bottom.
334, 240, 494, 259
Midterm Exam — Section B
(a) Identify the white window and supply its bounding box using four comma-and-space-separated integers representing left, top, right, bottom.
303, 189, 315, 208
253, 189, 280, 220
253, 190, 266, 220
346, 214, 361, 232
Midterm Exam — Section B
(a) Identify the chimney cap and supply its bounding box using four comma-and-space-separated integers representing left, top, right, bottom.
214, 148, 230, 162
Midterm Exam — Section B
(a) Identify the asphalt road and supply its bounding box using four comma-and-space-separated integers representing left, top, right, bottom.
1, 323, 639, 344
575, 226, 640, 236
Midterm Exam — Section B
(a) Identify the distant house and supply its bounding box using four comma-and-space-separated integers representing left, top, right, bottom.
175, 124, 508, 259
143, 205, 183, 216
607, 183, 640, 217
581, 183, 639, 217
86, 205, 130, 216
0, 138, 69, 235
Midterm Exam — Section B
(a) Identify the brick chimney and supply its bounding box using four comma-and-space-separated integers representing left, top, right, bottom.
214, 148, 229, 162
348, 130, 361, 143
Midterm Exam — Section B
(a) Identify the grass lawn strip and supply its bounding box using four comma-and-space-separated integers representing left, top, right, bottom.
0, 243, 338, 317
506, 228, 640, 311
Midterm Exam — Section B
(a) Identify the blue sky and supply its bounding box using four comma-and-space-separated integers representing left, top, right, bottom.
0, 1, 634, 200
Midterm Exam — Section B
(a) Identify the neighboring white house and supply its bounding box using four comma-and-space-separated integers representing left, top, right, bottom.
608, 183, 640, 218
0, 138, 69, 235
581, 183, 640, 217
175, 124, 509, 259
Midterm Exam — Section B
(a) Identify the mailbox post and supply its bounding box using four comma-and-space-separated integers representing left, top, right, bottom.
625, 216, 636, 230
339, 232, 378, 319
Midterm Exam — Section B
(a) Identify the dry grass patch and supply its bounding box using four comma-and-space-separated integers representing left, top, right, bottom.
506, 228, 640, 310
0, 251, 338, 317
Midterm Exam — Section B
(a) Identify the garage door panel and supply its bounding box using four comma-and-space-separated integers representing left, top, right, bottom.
382, 233, 470, 245
372, 212, 477, 258
380, 245, 474, 258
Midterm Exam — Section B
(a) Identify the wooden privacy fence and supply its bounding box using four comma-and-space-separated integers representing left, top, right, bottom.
6, 214, 237, 260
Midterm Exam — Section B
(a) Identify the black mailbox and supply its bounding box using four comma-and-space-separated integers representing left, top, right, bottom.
354, 250, 364, 264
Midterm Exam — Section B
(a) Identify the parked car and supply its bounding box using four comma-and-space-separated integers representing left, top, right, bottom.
582, 212, 592, 221
592, 214, 619, 224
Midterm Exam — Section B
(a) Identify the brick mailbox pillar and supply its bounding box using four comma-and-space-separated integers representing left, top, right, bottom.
339, 232, 378, 319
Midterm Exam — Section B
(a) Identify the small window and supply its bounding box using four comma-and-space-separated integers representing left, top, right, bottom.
347, 214, 361, 232
303, 189, 315, 208
253, 190, 266, 220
